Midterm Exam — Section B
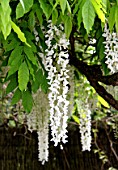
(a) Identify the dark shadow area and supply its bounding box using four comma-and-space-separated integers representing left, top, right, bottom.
0, 124, 117, 170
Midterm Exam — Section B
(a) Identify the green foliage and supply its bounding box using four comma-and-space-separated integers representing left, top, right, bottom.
24, 46, 38, 66
82, 0, 95, 33
0, 0, 118, 115
0, 0, 11, 39
108, 5, 116, 32
11, 21, 30, 47
72, 115, 80, 124
90, 0, 106, 23
52, 9, 58, 24
16, 0, 33, 19
18, 61, 29, 91
6, 77, 17, 94
32, 69, 48, 93
11, 88, 22, 105
115, 5, 118, 33
28, 11, 35, 32
64, 16, 72, 38
97, 95, 110, 109
38, 0, 52, 19
22, 90, 33, 113
0, 2, 118, 166
59, 0, 67, 15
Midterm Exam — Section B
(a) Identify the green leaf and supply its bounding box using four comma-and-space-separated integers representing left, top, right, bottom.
41, 73, 49, 93
7, 46, 23, 77
26, 59, 35, 81
97, 36, 105, 60
82, 0, 95, 34
38, 0, 52, 19
32, 69, 48, 93
11, 21, 31, 47
22, 90, 33, 113
52, 9, 58, 24
16, 0, 33, 19
0, 0, 11, 39
18, 61, 29, 91
7, 59, 22, 77
28, 11, 35, 32
34, 4, 43, 26
66, 1, 71, 14
8, 46, 23, 65
115, 6, 118, 33
32, 69, 43, 93
77, 0, 86, 29
24, 46, 38, 66
73, 0, 83, 14
4, 38, 20, 52
91, 0, 106, 23
59, 0, 67, 15
64, 16, 72, 38
19, 0, 25, 10
11, 88, 22, 105
77, 9, 82, 29
97, 95, 110, 108
6, 77, 18, 94
72, 115, 80, 124
108, 6, 116, 32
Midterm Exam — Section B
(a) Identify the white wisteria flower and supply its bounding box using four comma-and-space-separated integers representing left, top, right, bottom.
103, 24, 118, 73
40, 21, 71, 146
76, 99, 92, 151
27, 89, 49, 165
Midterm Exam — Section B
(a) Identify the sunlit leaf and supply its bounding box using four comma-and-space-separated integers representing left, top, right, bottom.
72, 115, 80, 124
97, 95, 110, 108
0, 0, 11, 39
11, 21, 31, 47
91, 0, 106, 23
66, 1, 71, 14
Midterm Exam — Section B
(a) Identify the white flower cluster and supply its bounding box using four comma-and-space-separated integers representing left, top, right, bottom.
41, 21, 70, 146
76, 100, 92, 151
103, 24, 118, 73
75, 79, 92, 151
27, 89, 49, 164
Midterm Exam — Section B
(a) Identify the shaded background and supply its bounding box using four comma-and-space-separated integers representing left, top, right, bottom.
0, 124, 117, 170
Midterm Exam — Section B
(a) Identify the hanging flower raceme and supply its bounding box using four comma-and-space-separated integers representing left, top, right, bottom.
76, 99, 92, 151
75, 79, 92, 151
41, 21, 70, 146
27, 89, 49, 165
103, 24, 118, 73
